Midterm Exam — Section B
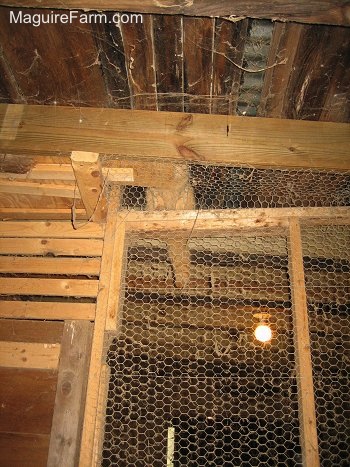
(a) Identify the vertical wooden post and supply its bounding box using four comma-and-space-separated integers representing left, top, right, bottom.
288, 218, 320, 467
71, 151, 107, 222
47, 320, 93, 467
79, 192, 125, 467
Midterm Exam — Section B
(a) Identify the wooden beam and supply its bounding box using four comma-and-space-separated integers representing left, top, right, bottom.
0, 256, 101, 275
0, 220, 104, 238
1, 1, 349, 26
0, 301, 96, 320
1, 104, 349, 170
0, 319, 63, 344
71, 152, 107, 222
0, 238, 103, 256
48, 321, 93, 467
0, 207, 87, 220
0, 341, 60, 369
0, 278, 99, 297
79, 193, 123, 466
121, 207, 350, 233
288, 218, 320, 467
0, 180, 80, 199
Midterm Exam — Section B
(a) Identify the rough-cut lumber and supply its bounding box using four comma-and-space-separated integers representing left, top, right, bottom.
0, 368, 57, 434
122, 207, 350, 232
0, 238, 103, 256
0, 220, 104, 238
79, 194, 122, 466
48, 321, 93, 467
0, 319, 63, 343
1, 104, 349, 170
0, 207, 87, 220
0, 256, 101, 275
0, 179, 80, 199
288, 219, 320, 467
92, 364, 110, 465
71, 151, 107, 222
0, 301, 96, 321
0, 341, 60, 369
1, 1, 349, 26
0, 432, 50, 467
0, 278, 99, 297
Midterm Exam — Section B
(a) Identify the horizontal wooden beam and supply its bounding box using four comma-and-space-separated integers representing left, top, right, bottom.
0, 208, 88, 220
0, 256, 101, 275
0, 220, 104, 238
1, 1, 349, 25
0, 301, 96, 320
0, 179, 80, 199
0, 278, 99, 297
121, 207, 350, 232
0, 237, 103, 256
0, 341, 60, 369
1, 104, 349, 170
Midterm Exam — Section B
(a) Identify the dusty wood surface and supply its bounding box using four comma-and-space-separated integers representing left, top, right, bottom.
1, 104, 349, 170
0, 237, 103, 256
0, 256, 101, 275
0, 301, 96, 320
1, 1, 349, 25
288, 218, 320, 467
0, 220, 104, 238
0, 341, 60, 369
0, 207, 87, 220
0, 432, 51, 467
0, 319, 63, 343
0, 277, 99, 297
48, 321, 93, 467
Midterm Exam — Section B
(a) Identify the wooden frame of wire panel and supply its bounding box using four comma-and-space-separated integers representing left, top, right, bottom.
79, 205, 350, 467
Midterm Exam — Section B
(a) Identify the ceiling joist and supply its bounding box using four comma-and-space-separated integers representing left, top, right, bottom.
1, 0, 349, 26
0, 104, 349, 170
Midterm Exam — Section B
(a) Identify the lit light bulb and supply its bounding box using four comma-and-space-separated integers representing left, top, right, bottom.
254, 324, 272, 343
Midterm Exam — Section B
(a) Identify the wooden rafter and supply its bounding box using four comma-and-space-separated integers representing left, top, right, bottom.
1, 104, 349, 170
1, 0, 349, 26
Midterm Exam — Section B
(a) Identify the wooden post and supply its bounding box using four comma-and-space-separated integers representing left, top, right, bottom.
47, 320, 93, 467
71, 151, 107, 222
79, 192, 125, 466
288, 218, 320, 467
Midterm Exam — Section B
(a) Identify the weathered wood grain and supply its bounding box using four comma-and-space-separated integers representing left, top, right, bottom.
1, 104, 349, 169
0, 301, 96, 320
0, 237, 103, 256
0, 277, 99, 297
0, 432, 50, 467
0, 319, 63, 343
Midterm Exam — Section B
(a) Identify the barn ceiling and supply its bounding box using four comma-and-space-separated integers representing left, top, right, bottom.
0, 6, 349, 122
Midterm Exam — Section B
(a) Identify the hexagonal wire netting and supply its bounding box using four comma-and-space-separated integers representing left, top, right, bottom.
98, 161, 349, 466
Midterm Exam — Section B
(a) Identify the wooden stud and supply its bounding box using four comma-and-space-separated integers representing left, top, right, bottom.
92, 364, 110, 466
79, 192, 124, 466
47, 320, 93, 467
288, 218, 320, 467
0, 341, 60, 369
0, 301, 96, 321
1, 104, 349, 170
71, 151, 107, 222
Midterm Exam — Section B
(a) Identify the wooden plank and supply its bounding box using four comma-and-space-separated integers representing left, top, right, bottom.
71, 151, 107, 222
0, 179, 80, 199
0, 256, 101, 275
288, 218, 320, 466
120, 15, 157, 110
3, 1, 350, 26
183, 17, 214, 114
92, 364, 110, 466
79, 193, 123, 466
0, 220, 104, 238
48, 321, 93, 467
0, 301, 96, 320
0, 238, 103, 256
0, 319, 63, 343
0, 368, 57, 434
122, 207, 350, 233
1, 104, 349, 170
0, 164, 134, 182
0, 341, 60, 369
0, 278, 99, 297
0, 208, 87, 220
0, 432, 50, 467
153, 15, 184, 112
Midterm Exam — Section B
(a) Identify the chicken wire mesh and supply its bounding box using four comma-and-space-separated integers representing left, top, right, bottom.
101, 158, 350, 211
302, 225, 350, 467
99, 231, 305, 466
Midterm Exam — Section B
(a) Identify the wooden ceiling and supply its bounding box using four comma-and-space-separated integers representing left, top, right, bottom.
0, 4, 349, 122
